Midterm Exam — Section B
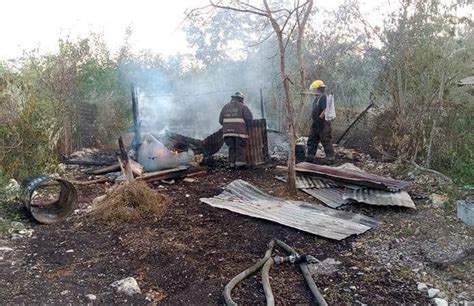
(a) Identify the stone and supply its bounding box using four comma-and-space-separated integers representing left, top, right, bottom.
417, 283, 429, 292
61, 290, 70, 295
0, 246, 14, 253
428, 288, 441, 298
457, 200, 474, 227
5, 179, 20, 202
65, 249, 74, 253
111, 277, 141, 296
10, 234, 22, 240
430, 194, 448, 208
9, 221, 25, 232
457, 292, 470, 300
349, 286, 357, 291
432, 298, 448, 306
86, 294, 97, 301
18, 229, 34, 237
437, 292, 447, 299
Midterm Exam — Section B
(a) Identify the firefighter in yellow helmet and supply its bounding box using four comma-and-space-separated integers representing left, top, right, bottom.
306, 80, 335, 163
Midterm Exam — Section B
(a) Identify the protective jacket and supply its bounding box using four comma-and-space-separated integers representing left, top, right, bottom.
219, 100, 253, 138
311, 94, 327, 129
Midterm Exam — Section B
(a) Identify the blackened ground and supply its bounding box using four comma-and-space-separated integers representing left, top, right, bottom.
1, 159, 470, 304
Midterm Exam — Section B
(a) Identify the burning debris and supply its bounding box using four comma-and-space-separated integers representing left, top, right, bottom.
137, 134, 194, 172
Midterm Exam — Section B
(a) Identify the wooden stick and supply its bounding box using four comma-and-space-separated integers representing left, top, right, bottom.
118, 136, 135, 182
86, 163, 120, 175
71, 177, 113, 186
137, 166, 189, 182
185, 170, 208, 178
129, 159, 144, 176
336, 103, 374, 145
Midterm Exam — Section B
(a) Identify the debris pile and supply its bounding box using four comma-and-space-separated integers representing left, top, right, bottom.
91, 181, 167, 222
279, 162, 416, 209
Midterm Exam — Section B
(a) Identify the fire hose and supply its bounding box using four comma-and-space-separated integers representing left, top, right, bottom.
223, 239, 328, 306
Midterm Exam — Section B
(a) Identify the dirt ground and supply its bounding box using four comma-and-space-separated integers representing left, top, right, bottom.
0, 152, 472, 304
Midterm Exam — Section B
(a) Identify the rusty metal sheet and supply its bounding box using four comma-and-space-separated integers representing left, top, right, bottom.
302, 188, 350, 209
295, 162, 409, 191
202, 129, 224, 156
276, 175, 336, 189
245, 119, 268, 166
200, 180, 378, 240
343, 189, 416, 209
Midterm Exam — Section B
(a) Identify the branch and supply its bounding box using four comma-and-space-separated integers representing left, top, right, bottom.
247, 30, 275, 48
376, 147, 453, 185
210, 0, 268, 17
283, 22, 298, 51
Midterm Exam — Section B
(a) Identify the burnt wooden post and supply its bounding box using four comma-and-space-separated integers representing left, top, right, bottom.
118, 136, 135, 182
260, 88, 266, 119
131, 83, 141, 150
262, 119, 270, 162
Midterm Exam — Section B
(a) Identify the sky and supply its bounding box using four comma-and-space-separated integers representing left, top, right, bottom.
0, 0, 357, 60
0, 0, 470, 60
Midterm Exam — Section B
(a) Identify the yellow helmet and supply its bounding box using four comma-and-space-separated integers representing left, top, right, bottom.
309, 80, 326, 90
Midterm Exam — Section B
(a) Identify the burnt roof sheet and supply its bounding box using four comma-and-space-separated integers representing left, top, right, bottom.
343, 189, 416, 209
295, 162, 409, 191
200, 179, 378, 240
302, 188, 350, 209
276, 175, 336, 189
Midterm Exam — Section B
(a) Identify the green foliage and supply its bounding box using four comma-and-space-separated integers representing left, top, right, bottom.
0, 67, 59, 180
373, 0, 474, 184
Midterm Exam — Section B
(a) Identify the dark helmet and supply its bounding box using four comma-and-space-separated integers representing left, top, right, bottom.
231, 91, 245, 100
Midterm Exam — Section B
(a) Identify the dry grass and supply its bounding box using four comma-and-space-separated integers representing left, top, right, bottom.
92, 181, 167, 222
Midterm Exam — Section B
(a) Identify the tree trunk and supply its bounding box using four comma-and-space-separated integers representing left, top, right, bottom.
295, 0, 313, 133
277, 33, 297, 194
426, 72, 445, 168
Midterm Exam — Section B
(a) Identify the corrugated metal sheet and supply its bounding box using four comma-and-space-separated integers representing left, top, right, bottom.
200, 119, 269, 164
276, 175, 336, 189
343, 189, 416, 209
245, 119, 269, 166
459, 76, 474, 86
202, 129, 224, 156
200, 180, 378, 240
302, 188, 350, 209
295, 162, 409, 191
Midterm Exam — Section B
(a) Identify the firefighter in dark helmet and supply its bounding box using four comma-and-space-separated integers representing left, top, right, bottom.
219, 91, 253, 168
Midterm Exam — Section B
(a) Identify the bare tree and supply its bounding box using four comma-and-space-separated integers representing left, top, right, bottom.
208, 0, 314, 194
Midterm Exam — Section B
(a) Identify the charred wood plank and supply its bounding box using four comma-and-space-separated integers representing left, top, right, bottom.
118, 136, 135, 182
86, 163, 120, 175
